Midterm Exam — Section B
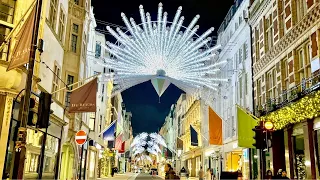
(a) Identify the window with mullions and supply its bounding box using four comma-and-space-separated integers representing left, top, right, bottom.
48, 0, 58, 29
71, 34, 77, 53
52, 64, 60, 99
65, 75, 74, 107
0, 0, 15, 23
58, 7, 66, 42
95, 42, 101, 58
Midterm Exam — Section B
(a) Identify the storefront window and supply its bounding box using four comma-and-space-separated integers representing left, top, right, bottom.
242, 149, 250, 180
89, 151, 96, 178
25, 129, 43, 174
43, 135, 59, 173
293, 135, 306, 179
251, 149, 259, 179
25, 152, 40, 172
225, 151, 241, 172
315, 130, 320, 175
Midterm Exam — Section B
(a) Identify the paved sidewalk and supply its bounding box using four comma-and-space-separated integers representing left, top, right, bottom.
97, 172, 138, 179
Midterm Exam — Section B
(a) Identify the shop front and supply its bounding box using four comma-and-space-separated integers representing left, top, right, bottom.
281, 119, 318, 179
87, 145, 98, 179
181, 147, 202, 177
203, 145, 221, 174
222, 140, 250, 179
3, 113, 63, 180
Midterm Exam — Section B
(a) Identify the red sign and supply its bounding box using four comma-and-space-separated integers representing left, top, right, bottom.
75, 130, 87, 145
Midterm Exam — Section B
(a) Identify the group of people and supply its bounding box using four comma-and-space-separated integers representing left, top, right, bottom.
165, 164, 215, 180
266, 169, 289, 179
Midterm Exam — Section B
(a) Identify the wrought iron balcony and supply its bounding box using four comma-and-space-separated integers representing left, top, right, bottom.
256, 72, 320, 117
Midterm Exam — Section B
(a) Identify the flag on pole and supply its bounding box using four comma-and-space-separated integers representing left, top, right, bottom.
208, 107, 223, 145
7, 5, 36, 71
237, 105, 257, 148
116, 111, 122, 136
115, 134, 125, 153
102, 120, 116, 141
176, 137, 183, 150
190, 125, 198, 146
69, 78, 97, 113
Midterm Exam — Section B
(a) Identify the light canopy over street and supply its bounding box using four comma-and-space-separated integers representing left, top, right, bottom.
103, 3, 227, 106
0, 0, 320, 179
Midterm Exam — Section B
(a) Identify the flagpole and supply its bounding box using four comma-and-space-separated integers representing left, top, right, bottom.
236, 104, 259, 120
12, 0, 43, 179
52, 72, 101, 94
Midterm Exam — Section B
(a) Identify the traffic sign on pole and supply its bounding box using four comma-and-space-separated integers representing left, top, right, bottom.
75, 130, 87, 145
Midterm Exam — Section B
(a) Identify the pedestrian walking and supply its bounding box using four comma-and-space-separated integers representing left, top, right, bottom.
186, 167, 190, 179
206, 168, 211, 180
165, 164, 175, 179
198, 166, 204, 180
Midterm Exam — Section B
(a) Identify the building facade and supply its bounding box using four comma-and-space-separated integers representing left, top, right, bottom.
249, 0, 320, 179
212, 0, 253, 178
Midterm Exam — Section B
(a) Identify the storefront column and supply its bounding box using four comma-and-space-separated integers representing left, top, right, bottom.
271, 130, 286, 174
303, 120, 316, 179
284, 126, 294, 179
0, 92, 15, 179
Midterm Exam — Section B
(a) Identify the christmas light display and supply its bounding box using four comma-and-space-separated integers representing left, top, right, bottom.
260, 91, 320, 130
131, 132, 167, 161
100, 3, 226, 101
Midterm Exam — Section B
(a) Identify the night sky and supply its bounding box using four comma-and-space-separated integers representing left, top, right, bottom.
91, 0, 234, 134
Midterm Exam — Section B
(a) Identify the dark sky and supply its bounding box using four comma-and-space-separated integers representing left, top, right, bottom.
91, 0, 234, 134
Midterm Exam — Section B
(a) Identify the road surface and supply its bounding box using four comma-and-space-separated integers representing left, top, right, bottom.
135, 173, 163, 179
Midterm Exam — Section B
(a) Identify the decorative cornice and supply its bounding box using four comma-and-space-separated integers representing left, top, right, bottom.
249, 0, 272, 26
0, 88, 19, 97
50, 114, 68, 126
253, 3, 320, 75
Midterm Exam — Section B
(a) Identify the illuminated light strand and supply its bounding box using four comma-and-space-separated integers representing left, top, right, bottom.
103, 3, 227, 102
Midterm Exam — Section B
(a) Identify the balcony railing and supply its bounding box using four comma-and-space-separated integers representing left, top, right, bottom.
256, 72, 320, 116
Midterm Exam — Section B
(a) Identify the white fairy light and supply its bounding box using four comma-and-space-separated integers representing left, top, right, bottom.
131, 132, 167, 157
102, 3, 227, 102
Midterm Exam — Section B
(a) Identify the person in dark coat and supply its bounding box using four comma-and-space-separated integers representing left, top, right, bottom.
281, 170, 289, 179
165, 164, 176, 179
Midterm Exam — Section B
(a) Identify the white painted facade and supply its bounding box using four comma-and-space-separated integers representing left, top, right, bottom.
211, 0, 253, 172
86, 7, 110, 143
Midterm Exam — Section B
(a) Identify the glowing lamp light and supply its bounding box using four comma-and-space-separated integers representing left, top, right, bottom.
264, 121, 274, 130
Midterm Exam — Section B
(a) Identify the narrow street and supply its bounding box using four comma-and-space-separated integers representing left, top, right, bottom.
98, 173, 164, 180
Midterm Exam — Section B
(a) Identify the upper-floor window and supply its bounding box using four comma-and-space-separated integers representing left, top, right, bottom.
0, 0, 15, 24
48, 0, 58, 29
58, 7, 65, 42
95, 41, 101, 58
73, 24, 79, 33
296, 0, 307, 22
71, 24, 79, 53
52, 64, 60, 99
65, 75, 74, 107
71, 35, 77, 53
74, 0, 79, 5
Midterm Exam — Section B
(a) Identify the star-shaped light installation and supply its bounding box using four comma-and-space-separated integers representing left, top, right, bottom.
101, 3, 227, 103
131, 132, 167, 158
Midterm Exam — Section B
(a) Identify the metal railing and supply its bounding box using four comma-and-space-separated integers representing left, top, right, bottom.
256, 71, 320, 116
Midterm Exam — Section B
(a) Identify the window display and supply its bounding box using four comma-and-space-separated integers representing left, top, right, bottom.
293, 135, 306, 179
